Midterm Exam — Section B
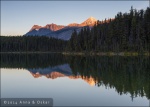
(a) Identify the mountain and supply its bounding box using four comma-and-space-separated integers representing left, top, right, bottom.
46, 26, 83, 40
79, 16, 97, 26
24, 17, 97, 40
67, 17, 97, 27
29, 25, 42, 31
68, 23, 79, 27
43, 24, 65, 31
25, 23, 65, 36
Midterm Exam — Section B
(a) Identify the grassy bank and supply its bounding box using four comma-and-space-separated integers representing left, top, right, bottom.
62, 52, 150, 56
0, 51, 149, 56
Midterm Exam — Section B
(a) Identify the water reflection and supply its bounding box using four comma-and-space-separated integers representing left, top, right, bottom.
1, 53, 150, 100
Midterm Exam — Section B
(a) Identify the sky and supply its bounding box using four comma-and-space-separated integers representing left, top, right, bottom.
1, 1, 149, 36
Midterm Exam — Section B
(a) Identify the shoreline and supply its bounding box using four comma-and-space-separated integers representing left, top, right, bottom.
0, 52, 62, 54
62, 52, 150, 56
0, 51, 149, 56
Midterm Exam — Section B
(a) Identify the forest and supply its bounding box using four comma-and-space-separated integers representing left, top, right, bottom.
0, 36, 67, 52
0, 7, 150, 53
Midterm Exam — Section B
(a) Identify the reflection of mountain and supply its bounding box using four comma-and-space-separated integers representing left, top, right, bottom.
28, 64, 72, 76
69, 76, 96, 86
30, 71, 66, 79
1, 53, 150, 100
28, 64, 96, 86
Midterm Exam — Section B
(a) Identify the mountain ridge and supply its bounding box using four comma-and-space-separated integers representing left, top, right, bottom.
24, 17, 98, 40
29, 16, 97, 31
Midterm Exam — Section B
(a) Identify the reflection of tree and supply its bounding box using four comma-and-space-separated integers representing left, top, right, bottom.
68, 56, 150, 100
0, 53, 67, 68
1, 53, 149, 100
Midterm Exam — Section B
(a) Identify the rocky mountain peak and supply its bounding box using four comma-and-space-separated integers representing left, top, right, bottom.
44, 24, 65, 31
80, 16, 97, 26
29, 25, 42, 31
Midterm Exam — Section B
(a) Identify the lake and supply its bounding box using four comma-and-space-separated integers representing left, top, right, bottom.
1, 53, 149, 106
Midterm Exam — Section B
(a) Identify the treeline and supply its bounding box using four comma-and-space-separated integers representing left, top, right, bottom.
67, 7, 150, 52
0, 36, 67, 52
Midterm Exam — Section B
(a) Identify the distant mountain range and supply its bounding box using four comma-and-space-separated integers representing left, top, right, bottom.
24, 17, 97, 40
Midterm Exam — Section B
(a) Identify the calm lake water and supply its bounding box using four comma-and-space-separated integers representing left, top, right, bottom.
1, 53, 150, 106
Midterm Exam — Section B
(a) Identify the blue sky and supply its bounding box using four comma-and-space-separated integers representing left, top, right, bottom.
1, 1, 149, 36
